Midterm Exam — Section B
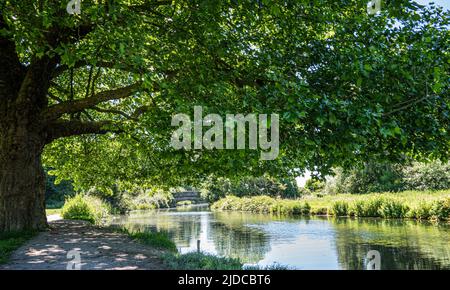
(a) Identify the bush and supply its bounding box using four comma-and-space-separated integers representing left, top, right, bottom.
271, 200, 310, 215
212, 196, 310, 216
324, 161, 450, 195
201, 176, 301, 202
349, 197, 384, 217
162, 252, 242, 270
408, 202, 432, 220
305, 179, 325, 192
61, 194, 110, 224
329, 201, 349, 216
379, 199, 409, 218
324, 163, 404, 194
430, 197, 450, 221
403, 161, 450, 191
130, 188, 173, 210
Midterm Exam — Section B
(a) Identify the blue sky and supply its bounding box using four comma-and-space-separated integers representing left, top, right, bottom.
415, 0, 450, 11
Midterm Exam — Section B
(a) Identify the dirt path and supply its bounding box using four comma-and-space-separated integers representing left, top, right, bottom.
0, 220, 168, 270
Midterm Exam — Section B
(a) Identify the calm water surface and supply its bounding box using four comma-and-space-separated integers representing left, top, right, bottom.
110, 205, 450, 269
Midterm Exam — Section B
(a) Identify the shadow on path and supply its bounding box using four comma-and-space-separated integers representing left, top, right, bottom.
1, 220, 168, 270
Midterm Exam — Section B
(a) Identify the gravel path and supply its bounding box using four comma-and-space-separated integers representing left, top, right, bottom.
1, 220, 168, 270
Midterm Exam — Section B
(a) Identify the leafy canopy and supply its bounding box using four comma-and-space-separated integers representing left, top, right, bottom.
2, 0, 448, 190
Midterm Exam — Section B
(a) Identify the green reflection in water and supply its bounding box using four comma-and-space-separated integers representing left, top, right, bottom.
330, 218, 450, 269
110, 206, 450, 269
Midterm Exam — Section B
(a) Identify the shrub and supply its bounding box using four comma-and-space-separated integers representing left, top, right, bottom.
324, 163, 404, 194
271, 200, 310, 215
242, 196, 275, 213
329, 201, 349, 216
403, 161, 450, 191
379, 199, 409, 218
430, 197, 450, 220
305, 179, 325, 192
162, 252, 242, 270
211, 196, 241, 211
61, 194, 110, 224
201, 176, 300, 202
130, 188, 173, 210
408, 202, 432, 220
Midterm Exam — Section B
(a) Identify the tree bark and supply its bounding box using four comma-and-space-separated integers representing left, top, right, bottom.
0, 120, 48, 232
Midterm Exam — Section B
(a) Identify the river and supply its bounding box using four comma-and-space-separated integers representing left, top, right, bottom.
109, 204, 450, 270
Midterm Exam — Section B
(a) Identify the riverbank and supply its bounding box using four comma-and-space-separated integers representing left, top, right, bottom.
211, 190, 450, 221
0, 218, 246, 270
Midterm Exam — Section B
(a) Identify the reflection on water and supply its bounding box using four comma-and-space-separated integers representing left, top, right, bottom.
110, 205, 450, 269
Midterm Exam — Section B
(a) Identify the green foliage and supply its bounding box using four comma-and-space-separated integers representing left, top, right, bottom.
214, 191, 450, 221
305, 179, 325, 192
211, 196, 310, 216
430, 197, 450, 221
45, 167, 74, 209
379, 199, 410, 218
201, 176, 300, 203
162, 252, 242, 270
325, 163, 404, 194
403, 162, 450, 191
329, 201, 349, 216
130, 188, 174, 210
325, 161, 450, 195
0, 0, 447, 197
0, 231, 37, 264
349, 198, 384, 217
407, 202, 432, 220
61, 194, 111, 225
120, 228, 177, 252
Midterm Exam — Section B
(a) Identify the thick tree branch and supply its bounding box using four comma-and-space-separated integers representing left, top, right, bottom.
0, 17, 26, 103
42, 82, 142, 121
45, 120, 118, 143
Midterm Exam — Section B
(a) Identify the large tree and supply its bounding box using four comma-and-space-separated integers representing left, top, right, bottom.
0, 0, 448, 231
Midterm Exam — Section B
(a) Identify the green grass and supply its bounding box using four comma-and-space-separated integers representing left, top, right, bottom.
120, 227, 177, 252
211, 195, 311, 216
119, 227, 244, 269
211, 190, 450, 221
46, 208, 62, 216
0, 231, 37, 264
161, 252, 243, 270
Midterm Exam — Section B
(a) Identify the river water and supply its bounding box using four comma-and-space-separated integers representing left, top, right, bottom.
110, 204, 450, 269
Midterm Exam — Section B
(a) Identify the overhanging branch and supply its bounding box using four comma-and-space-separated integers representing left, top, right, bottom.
45, 120, 120, 143
42, 82, 142, 121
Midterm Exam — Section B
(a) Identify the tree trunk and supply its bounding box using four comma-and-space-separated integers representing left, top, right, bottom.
0, 121, 48, 232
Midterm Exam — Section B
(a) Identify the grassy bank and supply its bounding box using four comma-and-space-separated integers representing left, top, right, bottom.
120, 226, 287, 269
0, 231, 37, 264
119, 227, 246, 269
211, 190, 450, 221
